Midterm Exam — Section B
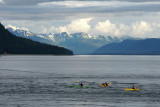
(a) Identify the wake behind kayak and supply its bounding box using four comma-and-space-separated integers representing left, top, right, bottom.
67, 85, 93, 88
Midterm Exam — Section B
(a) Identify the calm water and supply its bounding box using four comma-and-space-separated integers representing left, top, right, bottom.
0, 55, 160, 107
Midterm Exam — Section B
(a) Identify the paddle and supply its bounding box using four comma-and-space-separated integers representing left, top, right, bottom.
76, 80, 80, 83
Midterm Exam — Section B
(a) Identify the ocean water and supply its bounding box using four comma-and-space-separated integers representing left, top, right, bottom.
0, 55, 160, 107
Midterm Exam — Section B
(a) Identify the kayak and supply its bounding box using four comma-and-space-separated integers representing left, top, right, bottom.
125, 88, 140, 91
99, 83, 110, 88
67, 85, 93, 88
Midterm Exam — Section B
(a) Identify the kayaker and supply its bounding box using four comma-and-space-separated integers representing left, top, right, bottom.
79, 82, 83, 86
132, 85, 136, 89
103, 82, 108, 87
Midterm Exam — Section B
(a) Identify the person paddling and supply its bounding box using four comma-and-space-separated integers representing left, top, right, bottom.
132, 85, 136, 89
79, 82, 83, 86
103, 82, 108, 87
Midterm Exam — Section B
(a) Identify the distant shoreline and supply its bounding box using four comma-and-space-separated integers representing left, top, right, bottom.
91, 53, 160, 55
0, 54, 74, 56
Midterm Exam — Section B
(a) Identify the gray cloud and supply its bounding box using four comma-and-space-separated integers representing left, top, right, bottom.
4, 0, 49, 6
1, 2, 160, 20
3, 0, 160, 6
1, 0, 160, 37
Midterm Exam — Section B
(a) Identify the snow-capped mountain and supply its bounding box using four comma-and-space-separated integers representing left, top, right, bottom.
6, 25, 131, 54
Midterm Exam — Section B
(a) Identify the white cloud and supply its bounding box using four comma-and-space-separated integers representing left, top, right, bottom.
95, 20, 119, 36
118, 23, 129, 35
48, 26, 55, 33
67, 18, 92, 33
94, 20, 130, 36
31, 24, 48, 33
53, 18, 92, 34
56, 26, 68, 33
152, 23, 160, 28
131, 21, 153, 36
94, 20, 158, 37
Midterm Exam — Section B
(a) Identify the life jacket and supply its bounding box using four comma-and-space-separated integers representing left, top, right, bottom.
103, 83, 108, 87
132, 86, 136, 89
80, 83, 83, 86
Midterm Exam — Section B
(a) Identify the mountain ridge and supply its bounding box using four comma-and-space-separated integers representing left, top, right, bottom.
93, 38, 160, 55
6, 25, 131, 54
0, 23, 73, 55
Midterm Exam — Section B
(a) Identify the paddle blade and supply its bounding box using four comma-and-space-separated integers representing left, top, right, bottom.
125, 88, 130, 91
109, 83, 112, 84
76, 80, 79, 83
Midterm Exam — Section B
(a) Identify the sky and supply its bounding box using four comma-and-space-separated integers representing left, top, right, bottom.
1, 0, 160, 38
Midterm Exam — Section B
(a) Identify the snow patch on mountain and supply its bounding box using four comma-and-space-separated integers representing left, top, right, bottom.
6, 25, 29, 32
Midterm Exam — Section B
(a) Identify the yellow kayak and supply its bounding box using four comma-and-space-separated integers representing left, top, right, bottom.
99, 83, 111, 87
125, 88, 140, 91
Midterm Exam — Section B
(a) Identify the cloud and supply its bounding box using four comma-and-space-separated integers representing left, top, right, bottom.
39, 1, 129, 7
131, 21, 153, 36
2, 0, 160, 39
94, 20, 159, 37
3, 0, 49, 6
118, 23, 129, 35
3, 0, 160, 6
67, 18, 92, 33
1, 1, 160, 21
51, 19, 156, 37
95, 20, 119, 35
94, 20, 129, 36
152, 23, 160, 28
53, 18, 92, 33
56, 26, 68, 33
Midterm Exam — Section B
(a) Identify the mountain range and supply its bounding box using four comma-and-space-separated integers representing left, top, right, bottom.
0, 23, 73, 55
5, 25, 160, 55
6, 26, 131, 54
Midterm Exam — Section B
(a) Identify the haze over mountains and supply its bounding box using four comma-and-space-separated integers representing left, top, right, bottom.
6, 25, 131, 54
